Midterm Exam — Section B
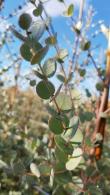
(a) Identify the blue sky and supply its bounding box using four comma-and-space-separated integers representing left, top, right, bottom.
0, 0, 109, 49
0, 0, 110, 89
1, 0, 109, 23
1, 0, 109, 51
92, 0, 110, 26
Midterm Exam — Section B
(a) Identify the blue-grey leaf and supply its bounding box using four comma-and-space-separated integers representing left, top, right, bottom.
28, 20, 46, 40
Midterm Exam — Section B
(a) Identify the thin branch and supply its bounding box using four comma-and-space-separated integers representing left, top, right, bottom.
88, 52, 104, 81
32, 185, 50, 195
79, 0, 85, 22
10, 26, 27, 42
103, 107, 110, 114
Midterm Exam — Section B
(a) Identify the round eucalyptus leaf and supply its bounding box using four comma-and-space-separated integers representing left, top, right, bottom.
66, 147, 83, 171
28, 20, 45, 40
19, 13, 32, 30
55, 172, 72, 185
96, 82, 104, 91
84, 112, 94, 121
33, 3, 43, 16
26, 37, 43, 52
57, 73, 65, 82
55, 160, 66, 172
45, 35, 57, 45
55, 135, 73, 154
49, 116, 64, 134
67, 116, 79, 137
43, 58, 57, 78
63, 4, 74, 17
72, 176, 83, 188
56, 92, 72, 111
71, 128, 83, 144
63, 128, 83, 144
36, 80, 55, 99
55, 146, 68, 163
79, 68, 86, 77
48, 114, 69, 135
80, 40, 91, 51
20, 43, 32, 61
30, 80, 36, 86
33, 42, 43, 52
58, 48, 68, 59
31, 46, 48, 65
60, 114, 69, 128
67, 4, 74, 16
38, 163, 51, 176
30, 163, 40, 178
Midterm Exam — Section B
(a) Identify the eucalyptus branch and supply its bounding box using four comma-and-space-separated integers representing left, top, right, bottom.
34, 0, 66, 79
10, 26, 27, 42
32, 0, 82, 98
71, 0, 86, 69
103, 107, 110, 114
79, 0, 85, 22
72, 35, 80, 69
38, 64, 68, 130
38, 64, 61, 113
88, 52, 104, 81
91, 47, 110, 160
0, 0, 4, 10
31, 0, 76, 111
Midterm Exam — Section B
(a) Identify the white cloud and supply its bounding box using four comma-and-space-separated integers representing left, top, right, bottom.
21, 0, 82, 18
43, 0, 81, 17
0, 0, 81, 34
0, 0, 90, 33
